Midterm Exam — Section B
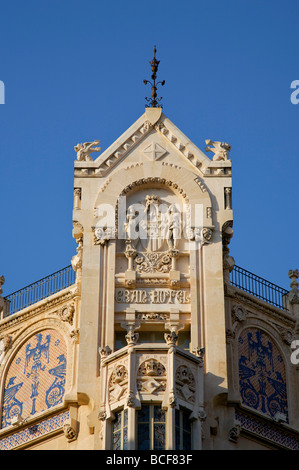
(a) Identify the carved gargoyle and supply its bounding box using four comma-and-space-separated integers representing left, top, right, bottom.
74, 140, 101, 161
205, 139, 231, 161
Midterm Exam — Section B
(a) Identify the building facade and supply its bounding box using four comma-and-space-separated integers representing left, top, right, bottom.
0, 104, 298, 451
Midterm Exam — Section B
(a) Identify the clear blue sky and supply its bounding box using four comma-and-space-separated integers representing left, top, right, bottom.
0, 0, 298, 295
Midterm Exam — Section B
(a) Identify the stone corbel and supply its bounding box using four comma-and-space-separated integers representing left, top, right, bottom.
121, 310, 140, 347
0, 334, 12, 363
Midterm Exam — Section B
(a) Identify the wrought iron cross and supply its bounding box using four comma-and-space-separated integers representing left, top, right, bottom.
143, 46, 165, 108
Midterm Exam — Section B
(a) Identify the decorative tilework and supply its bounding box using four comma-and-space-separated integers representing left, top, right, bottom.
238, 328, 288, 421
1, 329, 67, 429
235, 409, 299, 450
0, 410, 69, 450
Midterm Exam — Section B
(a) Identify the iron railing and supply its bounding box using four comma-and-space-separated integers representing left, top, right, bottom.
4, 265, 76, 316
230, 265, 289, 311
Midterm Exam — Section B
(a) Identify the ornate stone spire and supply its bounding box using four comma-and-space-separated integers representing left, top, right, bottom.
143, 46, 165, 108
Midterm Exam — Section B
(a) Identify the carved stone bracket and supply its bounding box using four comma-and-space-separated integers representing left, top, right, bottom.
74, 140, 101, 162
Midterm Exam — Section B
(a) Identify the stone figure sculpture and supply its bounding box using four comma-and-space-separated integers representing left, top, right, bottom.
205, 139, 231, 161
74, 140, 101, 161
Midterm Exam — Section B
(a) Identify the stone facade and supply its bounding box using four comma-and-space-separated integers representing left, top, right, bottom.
0, 107, 298, 450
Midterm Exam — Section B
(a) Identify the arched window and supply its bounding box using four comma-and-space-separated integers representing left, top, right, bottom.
1, 329, 67, 428
238, 328, 288, 421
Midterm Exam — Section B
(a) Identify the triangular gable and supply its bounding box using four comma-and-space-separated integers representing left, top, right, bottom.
74, 108, 231, 178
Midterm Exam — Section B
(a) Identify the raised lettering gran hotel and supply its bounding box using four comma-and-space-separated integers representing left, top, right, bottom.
0, 51, 299, 450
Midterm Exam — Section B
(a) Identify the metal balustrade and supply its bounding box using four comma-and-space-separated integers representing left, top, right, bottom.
230, 265, 289, 311
4, 265, 76, 316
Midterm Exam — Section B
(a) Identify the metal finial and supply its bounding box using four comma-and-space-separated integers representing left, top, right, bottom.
143, 46, 165, 108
